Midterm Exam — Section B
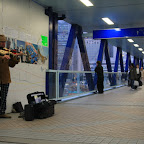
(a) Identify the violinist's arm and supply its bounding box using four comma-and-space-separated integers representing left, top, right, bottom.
15, 51, 23, 56
8, 54, 20, 68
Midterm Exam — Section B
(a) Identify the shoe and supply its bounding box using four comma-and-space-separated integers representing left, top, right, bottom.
0, 114, 11, 118
93, 91, 97, 94
98, 91, 104, 94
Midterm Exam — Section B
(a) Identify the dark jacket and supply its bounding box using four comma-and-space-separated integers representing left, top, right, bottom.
95, 65, 104, 82
129, 67, 137, 80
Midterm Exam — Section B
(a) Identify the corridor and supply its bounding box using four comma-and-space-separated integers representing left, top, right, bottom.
0, 86, 144, 144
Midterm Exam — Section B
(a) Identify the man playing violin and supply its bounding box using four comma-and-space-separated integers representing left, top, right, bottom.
0, 35, 20, 118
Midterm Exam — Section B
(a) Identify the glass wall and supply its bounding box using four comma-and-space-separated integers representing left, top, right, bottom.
57, 20, 119, 72
47, 70, 128, 100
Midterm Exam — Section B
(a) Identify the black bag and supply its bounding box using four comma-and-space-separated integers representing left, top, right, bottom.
24, 104, 34, 121
139, 80, 143, 86
134, 86, 137, 89
27, 91, 47, 104
26, 91, 56, 119
13, 102, 24, 113
34, 101, 54, 119
49, 100, 57, 105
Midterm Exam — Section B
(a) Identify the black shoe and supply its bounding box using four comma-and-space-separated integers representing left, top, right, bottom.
93, 91, 97, 94
98, 92, 104, 94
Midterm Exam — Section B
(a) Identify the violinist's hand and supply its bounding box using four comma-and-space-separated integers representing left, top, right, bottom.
2, 55, 10, 60
16, 51, 23, 56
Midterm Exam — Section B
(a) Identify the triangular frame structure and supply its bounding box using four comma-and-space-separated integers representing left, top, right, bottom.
59, 24, 94, 96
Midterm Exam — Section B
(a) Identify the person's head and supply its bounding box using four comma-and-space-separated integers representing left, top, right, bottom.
0, 35, 7, 48
141, 67, 143, 70
96, 61, 101, 66
131, 63, 135, 68
136, 64, 139, 68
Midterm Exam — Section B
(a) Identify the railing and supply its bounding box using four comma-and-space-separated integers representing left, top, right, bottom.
46, 70, 128, 101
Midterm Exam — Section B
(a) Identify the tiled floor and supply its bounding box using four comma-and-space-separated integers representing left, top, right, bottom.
0, 86, 144, 144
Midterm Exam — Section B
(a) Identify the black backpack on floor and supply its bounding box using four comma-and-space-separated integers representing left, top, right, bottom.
13, 102, 24, 113
25, 91, 56, 120
33, 101, 54, 119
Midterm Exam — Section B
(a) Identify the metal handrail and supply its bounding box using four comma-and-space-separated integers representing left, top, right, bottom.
47, 69, 127, 74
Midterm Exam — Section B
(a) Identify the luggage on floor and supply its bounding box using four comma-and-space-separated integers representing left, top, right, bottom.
133, 86, 137, 89
49, 100, 57, 105
26, 91, 56, 119
12, 102, 24, 113
34, 101, 54, 119
134, 80, 139, 86
24, 104, 34, 121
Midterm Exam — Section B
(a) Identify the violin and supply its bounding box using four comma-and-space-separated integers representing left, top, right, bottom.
3, 48, 23, 55
0, 48, 21, 61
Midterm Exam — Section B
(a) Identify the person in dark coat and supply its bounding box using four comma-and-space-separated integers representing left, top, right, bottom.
129, 63, 137, 89
95, 61, 104, 93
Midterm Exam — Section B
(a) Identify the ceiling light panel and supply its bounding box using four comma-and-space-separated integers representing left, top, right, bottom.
138, 48, 143, 51
102, 18, 114, 25
134, 44, 139, 47
127, 39, 134, 42
80, 0, 94, 7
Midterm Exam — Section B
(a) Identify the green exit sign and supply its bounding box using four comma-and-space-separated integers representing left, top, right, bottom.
41, 35, 48, 46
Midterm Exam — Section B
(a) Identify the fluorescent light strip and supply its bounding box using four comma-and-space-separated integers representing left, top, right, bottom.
115, 28, 121, 31
102, 17, 114, 25
80, 0, 94, 6
138, 48, 143, 51
134, 44, 139, 47
83, 32, 88, 34
127, 39, 134, 42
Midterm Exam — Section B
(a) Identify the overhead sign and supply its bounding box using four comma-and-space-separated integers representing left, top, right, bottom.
93, 27, 144, 39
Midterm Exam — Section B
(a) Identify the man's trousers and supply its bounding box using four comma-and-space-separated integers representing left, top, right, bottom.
0, 83, 9, 115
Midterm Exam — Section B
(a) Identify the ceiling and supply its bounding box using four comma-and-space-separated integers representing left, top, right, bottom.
33, 0, 144, 59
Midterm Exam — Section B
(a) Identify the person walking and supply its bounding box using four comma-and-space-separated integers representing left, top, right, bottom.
140, 67, 144, 82
95, 61, 104, 94
136, 64, 141, 83
0, 34, 20, 118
